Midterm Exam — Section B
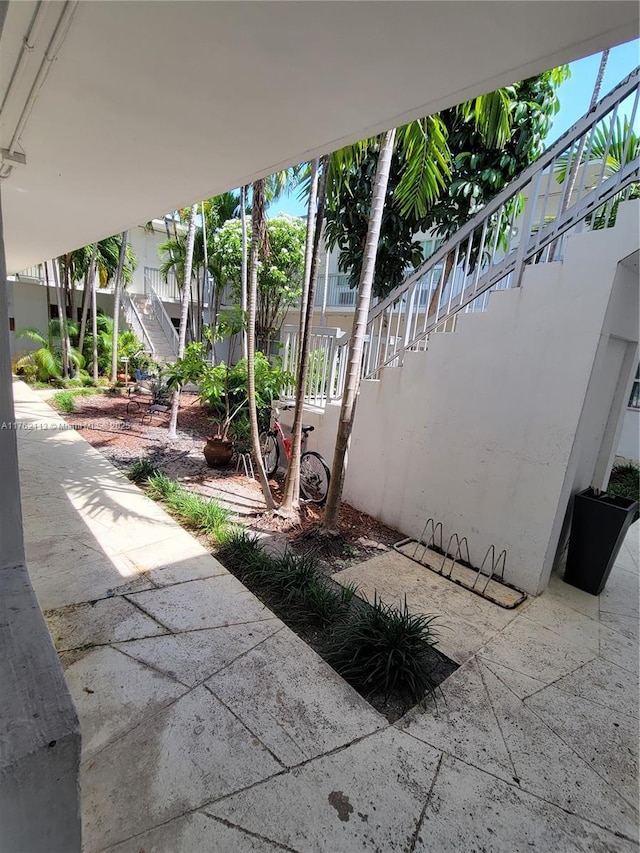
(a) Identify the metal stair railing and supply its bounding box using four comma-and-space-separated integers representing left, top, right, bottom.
145, 275, 180, 358
360, 67, 639, 382
121, 288, 155, 357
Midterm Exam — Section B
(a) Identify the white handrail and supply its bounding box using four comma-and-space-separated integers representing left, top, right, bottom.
358, 68, 639, 382
121, 289, 155, 356
145, 277, 179, 357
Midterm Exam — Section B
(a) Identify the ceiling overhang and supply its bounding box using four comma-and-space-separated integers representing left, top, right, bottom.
1, 1, 638, 272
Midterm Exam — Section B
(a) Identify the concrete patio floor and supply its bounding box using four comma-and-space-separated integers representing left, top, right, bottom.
14, 379, 639, 852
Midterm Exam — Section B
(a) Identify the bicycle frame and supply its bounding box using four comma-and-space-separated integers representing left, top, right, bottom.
268, 406, 309, 467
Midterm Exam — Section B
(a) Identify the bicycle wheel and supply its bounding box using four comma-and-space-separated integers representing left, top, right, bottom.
299, 451, 330, 505
260, 431, 279, 478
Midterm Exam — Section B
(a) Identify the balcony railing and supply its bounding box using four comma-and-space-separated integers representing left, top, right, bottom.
281, 325, 349, 408
314, 273, 357, 309
144, 266, 180, 301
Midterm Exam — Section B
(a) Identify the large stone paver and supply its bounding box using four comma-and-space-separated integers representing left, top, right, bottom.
205, 727, 441, 853
205, 626, 386, 767
413, 754, 638, 853
13, 380, 640, 851
81, 685, 283, 851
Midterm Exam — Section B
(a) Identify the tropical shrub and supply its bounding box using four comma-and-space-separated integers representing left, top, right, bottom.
15, 320, 84, 382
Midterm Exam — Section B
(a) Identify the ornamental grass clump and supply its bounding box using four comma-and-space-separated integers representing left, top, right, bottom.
126, 458, 159, 484
145, 472, 179, 501
165, 489, 230, 540
326, 594, 440, 702
217, 529, 272, 582
51, 390, 75, 412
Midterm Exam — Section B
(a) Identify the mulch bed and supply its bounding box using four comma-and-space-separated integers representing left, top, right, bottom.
58, 390, 405, 572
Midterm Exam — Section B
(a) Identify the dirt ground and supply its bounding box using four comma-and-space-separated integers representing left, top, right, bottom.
57, 390, 403, 570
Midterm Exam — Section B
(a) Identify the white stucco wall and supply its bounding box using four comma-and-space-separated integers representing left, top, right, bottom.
617, 409, 640, 460
127, 223, 174, 295
8, 280, 115, 358
290, 203, 639, 596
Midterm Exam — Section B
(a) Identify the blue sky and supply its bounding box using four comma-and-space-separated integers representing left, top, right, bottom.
268, 39, 639, 218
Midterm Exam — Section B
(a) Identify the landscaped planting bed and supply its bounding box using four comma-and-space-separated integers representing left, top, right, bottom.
53, 390, 459, 720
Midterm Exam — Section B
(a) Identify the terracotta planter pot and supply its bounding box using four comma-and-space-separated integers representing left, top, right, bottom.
203, 436, 234, 468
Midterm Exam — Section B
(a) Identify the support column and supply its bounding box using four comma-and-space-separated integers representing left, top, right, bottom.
0, 186, 82, 852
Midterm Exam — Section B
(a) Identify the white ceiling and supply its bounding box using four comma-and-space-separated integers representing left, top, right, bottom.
1, 1, 638, 273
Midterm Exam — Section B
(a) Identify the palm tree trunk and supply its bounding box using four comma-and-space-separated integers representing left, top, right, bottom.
168, 204, 198, 439
240, 184, 249, 360
248, 179, 275, 510
91, 257, 99, 382
297, 158, 320, 364
563, 49, 609, 208
281, 155, 329, 514
78, 248, 95, 355
51, 259, 70, 379
322, 129, 396, 531
110, 231, 128, 384
44, 263, 51, 339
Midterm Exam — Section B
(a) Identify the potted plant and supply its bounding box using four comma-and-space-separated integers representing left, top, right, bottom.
199, 360, 248, 467
564, 479, 638, 596
199, 352, 294, 469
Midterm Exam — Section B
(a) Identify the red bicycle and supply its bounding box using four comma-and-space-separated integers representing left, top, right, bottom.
259, 407, 331, 504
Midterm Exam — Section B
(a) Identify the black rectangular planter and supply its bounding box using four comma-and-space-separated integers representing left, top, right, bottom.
564, 488, 638, 596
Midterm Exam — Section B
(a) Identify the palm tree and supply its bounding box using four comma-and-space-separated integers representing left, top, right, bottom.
280, 156, 330, 515
168, 204, 198, 440
317, 87, 521, 529
240, 184, 249, 359
322, 130, 397, 531
110, 231, 128, 383
248, 179, 275, 510
559, 50, 609, 220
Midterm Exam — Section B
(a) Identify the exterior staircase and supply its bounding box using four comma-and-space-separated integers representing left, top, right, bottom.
130, 294, 177, 363
120, 287, 179, 365
281, 67, 640, 405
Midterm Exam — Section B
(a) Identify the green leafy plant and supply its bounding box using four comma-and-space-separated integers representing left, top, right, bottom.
144, 472, 230, 540
50, 387, 100, 412
126, 458, 160, 484
217, 528, 273, 581
51, 390, 76, 412
199, 352, 293, 439
15, 320, 85, 382
145, 472, 180, 501
326, 594, 440, 701
164, 489, 230, 539
212, 214, 306, 350
607, 462, 640, 519
295, 579, 357, 629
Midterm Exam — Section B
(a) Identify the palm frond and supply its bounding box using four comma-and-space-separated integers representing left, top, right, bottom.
16, 327, 47, 345
459, 87, 514, 149
394, 116, 451, 218
556, 115, 640, 184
